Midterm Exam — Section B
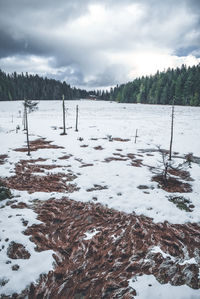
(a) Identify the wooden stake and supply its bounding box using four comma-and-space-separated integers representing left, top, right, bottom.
23, 106, 27, 130
169, 102, 175, 160
134, 129, 138, 143
25, 104, 30, 156
75, 105, 79, 132
62, 94, 67, 135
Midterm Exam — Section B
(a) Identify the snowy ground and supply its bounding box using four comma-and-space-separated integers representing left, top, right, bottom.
0, 100, 200, 298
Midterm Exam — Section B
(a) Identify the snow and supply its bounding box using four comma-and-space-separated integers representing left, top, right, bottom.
83, 229, 100, 240
0, 203, 54, 295
150, 246, 176, 261
149, 246, 198, 266
129, 274, 200, 299
0, 100, 200, 296
1, 100, 200, 223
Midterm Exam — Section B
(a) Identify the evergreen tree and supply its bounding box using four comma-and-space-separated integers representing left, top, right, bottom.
0, 70, 90, 101
102, 64, 200, 106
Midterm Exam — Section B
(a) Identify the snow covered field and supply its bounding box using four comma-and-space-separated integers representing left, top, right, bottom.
0, 100, 200, 298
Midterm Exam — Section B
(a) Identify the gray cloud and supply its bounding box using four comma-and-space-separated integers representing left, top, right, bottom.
0, 0, 200, 88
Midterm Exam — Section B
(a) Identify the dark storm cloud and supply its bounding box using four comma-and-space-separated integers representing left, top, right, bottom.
0, 0, 200, 88
0, 0, 92, 58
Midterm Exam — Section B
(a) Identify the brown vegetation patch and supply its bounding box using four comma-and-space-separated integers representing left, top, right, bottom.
1, 159, 79, 193
58, 154, 72, 160
86, 184, 108, 192
14, 158, 62, 175
79, 164, 94, 168
113, 137, 130, 142
7, 242, 30, 259
104, 156, 128, 162
13, 198, 200, 298
11, 202, 28, 209
126, 153, 143, 167
168, 169, 194, 181
14, 138, 64, 152
130, 159, 143, 167
93, 146, 104, 150
0, 154, 8, 165
127, 153, 136, 159
152, 175, 192, 193
3, 173, 78, 194
103, 152, 143, 166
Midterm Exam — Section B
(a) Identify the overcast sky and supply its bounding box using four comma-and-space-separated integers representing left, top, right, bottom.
0, 0, 200, 89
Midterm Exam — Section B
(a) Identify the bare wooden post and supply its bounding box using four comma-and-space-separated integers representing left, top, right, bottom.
134, 129, 138, 143
75, 105, 79, 132
62, 94, 67, 135
25, 104, 30, 156
169, 102, 175, 161
23, 105, 27, 130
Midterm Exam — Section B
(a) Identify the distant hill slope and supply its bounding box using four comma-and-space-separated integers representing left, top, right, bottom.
104, 64, 200, 106
0, 69, 89, 101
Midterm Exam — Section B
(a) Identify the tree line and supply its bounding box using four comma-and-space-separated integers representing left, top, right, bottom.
0, 69, 89, 101
99, 64, 200, 106
1, 64, 200, 105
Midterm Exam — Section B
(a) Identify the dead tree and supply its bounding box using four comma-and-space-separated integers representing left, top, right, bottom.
155, 146, 187, 186
24, 103, 30, 155
161, 150, 169, 185
23, 105, 27, 130
75, 105, 79, 132
23, 99, 38, 156
61, 94, 67, 135
169, 101, 175, 160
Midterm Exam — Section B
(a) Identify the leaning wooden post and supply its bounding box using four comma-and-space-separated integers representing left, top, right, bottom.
25, 103, 30, 156
75, 105, 79, 132
62, 94, 66, 135
169, 100, 175, 161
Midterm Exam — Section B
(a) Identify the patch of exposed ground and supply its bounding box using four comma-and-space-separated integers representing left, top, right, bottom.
104, 156, 128, 162
130, 159, 143, 167
104, 152, 143, 167
14, 138, 64, 152
168, 169, 194, 181
0, 182, 13, 201
93, 146, 104, 150
10, 202, 28, 209
167, 196, 194, 212
113, 137, 130, 142
58, 154, 72, 160
0, 155, 8, 165
79, 164, 94, 168
152, 175, 192, 193
1, 159, 79, 193
86, 184, 108, 192
80, 145, 89, 148
7, 242, 30, 259
10, 198, 200, 298
137, 185, 151, 190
